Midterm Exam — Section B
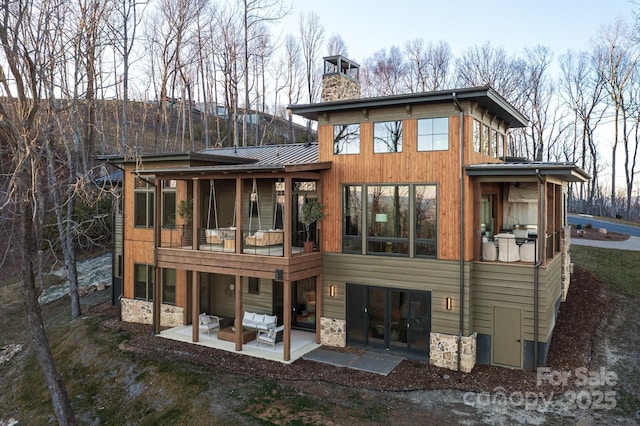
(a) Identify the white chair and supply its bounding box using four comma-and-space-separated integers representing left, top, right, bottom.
482, 241, 497, 261
496, 233, 520, 262
199, 313, 220, 336
520, 242, 536, 262
256, 325, 284, 348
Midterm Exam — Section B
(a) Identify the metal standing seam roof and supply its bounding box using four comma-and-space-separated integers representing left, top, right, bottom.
199, 142, 319, 167
465, 161, 591, 182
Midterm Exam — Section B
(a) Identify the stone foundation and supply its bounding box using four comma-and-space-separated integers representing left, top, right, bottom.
320, 317, 346, 347
561, 225, 571, 301
121, 298, 183, 327
429, 332, 477, 373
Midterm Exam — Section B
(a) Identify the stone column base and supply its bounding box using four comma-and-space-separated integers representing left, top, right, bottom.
429, 332, 477, 373
121, 298, 183, 327
320, 317, 346, 347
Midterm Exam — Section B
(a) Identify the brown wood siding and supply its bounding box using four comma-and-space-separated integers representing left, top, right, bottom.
318, 116, 464, 261
322, 253, 472, 335
471, 256, 562, 341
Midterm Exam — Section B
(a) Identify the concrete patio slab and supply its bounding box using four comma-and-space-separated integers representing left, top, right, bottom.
303, 348, 404, 376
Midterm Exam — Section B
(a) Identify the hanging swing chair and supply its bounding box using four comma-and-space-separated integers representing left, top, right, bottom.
204, 179, 236, 245
245, 178, 284, 247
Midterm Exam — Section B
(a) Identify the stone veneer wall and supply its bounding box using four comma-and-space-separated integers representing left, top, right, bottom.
121, 298, 184, 328
429, 332, 477, 373
320, 317, 346, 347
561, 225, 572, 302
321, 74, 361, 102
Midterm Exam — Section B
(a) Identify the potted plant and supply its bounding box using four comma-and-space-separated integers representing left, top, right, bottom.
177, 198, 193, 246
301, 199, 325, 252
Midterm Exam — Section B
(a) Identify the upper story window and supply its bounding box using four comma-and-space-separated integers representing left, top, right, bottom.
473, 119, 481, 153
162, 180, 177, 227
415, 185, 437, 257
491, 129, 498, 158
368, 185, 410, 255
482, 124, 490, 156
417, 117, 449, 151
134, 178, 154, 228
334, 124, 360, 154
373, 121, 402, 153
498, 133, 505, 158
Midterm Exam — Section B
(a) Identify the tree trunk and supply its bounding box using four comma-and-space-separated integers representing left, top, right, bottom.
19, 189, 76, 425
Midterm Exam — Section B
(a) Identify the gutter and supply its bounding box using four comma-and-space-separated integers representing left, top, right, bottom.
534, 169, 544, 370
452, 92, 465, 372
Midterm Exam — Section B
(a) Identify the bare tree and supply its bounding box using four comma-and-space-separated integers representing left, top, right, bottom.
281, 34, 303, 143
559, 49, 606, 210
594, 19, 639, 215
404, 39, 451, 92
327, 33, 348, 57
108, 0, 148, 152
240, 0, 290, 147
366, 46, 407, 96
0, 0, 76, 421
299, 11, 324, 139
455, 42, 526, 106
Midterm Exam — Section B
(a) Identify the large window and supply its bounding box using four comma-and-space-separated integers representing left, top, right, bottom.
162, 268, 176, 305
498, 133, 505, 158
162, 180, 177, 227
367, 185, 409, 255
134, 263, 154, 301
373, 121, 402, 153
417, 117, 448, 151
343, 186, 362, 253
482, 124, 490, 156
134, 178, 155, 228
491, 129, 498, 158
334, 124, 360, 154
343, 184, 437, 257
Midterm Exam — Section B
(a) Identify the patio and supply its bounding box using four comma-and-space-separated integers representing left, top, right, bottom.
158, 325, 320, 364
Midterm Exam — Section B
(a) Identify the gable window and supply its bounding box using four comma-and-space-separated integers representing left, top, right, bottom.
162, 180, 177, 227
473, 119, 481, 153
134, 263, 154, 301
417, 117, 449, 151
373, 121, 402, 153
343, 185, 362, 253
334, 124, 360, 154
134, 178, 155, 228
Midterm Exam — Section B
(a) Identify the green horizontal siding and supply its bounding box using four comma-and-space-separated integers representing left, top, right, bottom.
322, 253, 471, 335
471, 256, 562, 341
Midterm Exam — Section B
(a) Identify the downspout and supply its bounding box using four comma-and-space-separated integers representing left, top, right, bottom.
534, 169, 544, 370
452, 93, 465, 372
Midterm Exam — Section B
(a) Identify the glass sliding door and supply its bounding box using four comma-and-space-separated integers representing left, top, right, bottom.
346, 284, 431, 356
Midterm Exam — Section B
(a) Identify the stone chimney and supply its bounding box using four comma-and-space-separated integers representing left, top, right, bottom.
321, 55, 361, 102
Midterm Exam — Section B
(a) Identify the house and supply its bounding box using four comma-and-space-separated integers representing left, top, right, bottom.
102, 55, 589, 371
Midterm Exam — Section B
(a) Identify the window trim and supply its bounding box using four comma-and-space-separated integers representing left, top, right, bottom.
417, 117, 449, 152
134, 178, 155, 228
134, 263, 154, 301
341, 183, 438, 258
373, 120, 403, 153
333, 123, 361, 155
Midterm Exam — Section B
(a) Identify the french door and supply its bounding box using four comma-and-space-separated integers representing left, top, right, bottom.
346, 284, 430, 356
272, 278, 317, 330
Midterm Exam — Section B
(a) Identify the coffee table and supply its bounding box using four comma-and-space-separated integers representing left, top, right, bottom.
217, 326, 256, 344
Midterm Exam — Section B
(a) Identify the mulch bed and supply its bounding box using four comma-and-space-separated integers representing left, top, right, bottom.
100, 264, 610, 395
570, 225, 629, 241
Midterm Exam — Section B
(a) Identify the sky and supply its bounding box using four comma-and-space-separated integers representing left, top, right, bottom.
277, 0, 638, 192
282, 0, 637, 66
